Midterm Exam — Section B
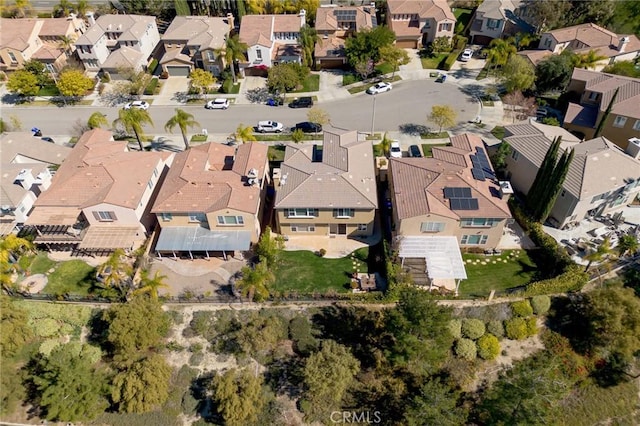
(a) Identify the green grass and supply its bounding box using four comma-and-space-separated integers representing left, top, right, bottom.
190, 134, 208, 142
453, 8, 473, 31
476, 65, 490, 80
374, 62, 395, 75
25, 253, 57, 275
491, 126, 505, 140
272, 249, 369, 294
420, 131, 449, 139
557, 381, 639, 426
347, 76, 402, 94
268, 145, 286, 162
253, 133, 321, 142
42, 260, 96, 296
37, 85, 60, 96
293, 74, 320, 93
459, 250, 537, 298
421, 143, 447, 157
421, 53, 448, 69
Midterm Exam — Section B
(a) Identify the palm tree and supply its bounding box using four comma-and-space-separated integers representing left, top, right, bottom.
87, 111, 108, 129
113, 108, 154, 151
584, 237, 614, 273
12, 0, 33, 17
235, 262, 273, 301
486, 38, 516, 75
0, 235, 34, 289
58, 35, 76, 58
234, 123, 256, 143
53, 0, 73, 17
617, 235, 639, 257
164, 108, 200, 150
95, 249, 133, 298
216, 34, 248, 84
573, 49, 607, 70
133, 270, 169, 300
74, 0, 88, 17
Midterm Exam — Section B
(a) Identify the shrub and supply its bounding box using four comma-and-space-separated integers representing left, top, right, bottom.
147, 58, 158, 75
487, 320, 505, 339
461, 318, 486, 340
522, 266, 588, 296
455, 338, 477, 360
511, 300, 534, 317
34, 318, 60, 337
39, 338, 61, 356
289, 316, 318, 356
318, 248, 327, 257
531, 295, 551, 315
441, 49, 461, 71
477, 334, 500, 360
525, 317, 538, 337
505, 317, 528, 340
221, 78, 233, 94
143, 77, 159, 95
189, 352, 204, 366
448, 319, 462, 339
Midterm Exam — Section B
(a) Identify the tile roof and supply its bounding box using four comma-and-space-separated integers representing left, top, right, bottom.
39, 17, 75, 36
390, 134, 510, 220
570, 69, 640, 119
505, 120, 580, 142
564, 103, 598, 128
32, 44, 64, 60
387, 0, 455, 21
101, 46, 144, 69
0, 18, 41, 51
76, 14, 155, 45
516, 49, 552, 66
151, 142, 268, 215
161, 16, 229, 50
315, 6, 375, 32
475, 0, 522, 20
504, 121, 581, 167
239, 14, 302, 47
1, 132, 72, 164
545, 23, 640, 58
314, 35, 346, 58
274, 127, 378, 209
0, 163, 48, 207
160, 48, 192, 64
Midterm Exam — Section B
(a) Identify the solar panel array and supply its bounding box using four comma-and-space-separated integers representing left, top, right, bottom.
450, 198, 479, 210
443, 187, 471, 199
470, 146, 496, 182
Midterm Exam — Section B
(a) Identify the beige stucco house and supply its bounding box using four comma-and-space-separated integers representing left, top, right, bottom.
151, 142, 269, 259
386, 0, 455, 48
25, 129, 173, 252
469, 0, 534, 45
274, 127, 378, 239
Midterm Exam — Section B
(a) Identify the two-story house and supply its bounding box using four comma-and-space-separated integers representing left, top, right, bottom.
151, 142, 269, 259
314, 5, 376, 69
25, 129, 173, 253
160, 15, 232, 77
469, 0, 534, 45
239, 10, 306, 76
74, 14, 159, 77
563, 69, 640, 150
0, 132, 72, 235
0, 15, 86, 73
386, 0, 456, 48
274, 127, 378, 239
502, 121, 640, 229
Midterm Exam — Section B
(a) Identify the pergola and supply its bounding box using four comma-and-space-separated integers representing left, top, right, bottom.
155, 227, 252, 260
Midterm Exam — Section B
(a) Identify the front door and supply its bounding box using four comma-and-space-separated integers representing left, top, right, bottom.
330, 224, 347, 235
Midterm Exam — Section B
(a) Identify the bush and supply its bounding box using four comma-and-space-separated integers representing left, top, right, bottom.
189, 352, 204, 366
453, 35, 468, 50
531, 295, 551, 315
441, 49, 461, 71
34, 318, 61, 337
143, 77, 159, 95
522, 266, 588, 296
461, 318, 486, 340
477, 334, 500, 360
39, 338, 61, 356
221, 78, 233, 94
455, 338, 477, 360
487, 320, 505, 339
147, 59, 158, 75
448, 319, 462, 339
511, 300, 534, 317
505, 318, 528, 340
525, 317, 538, 337
289, 316, 318, 356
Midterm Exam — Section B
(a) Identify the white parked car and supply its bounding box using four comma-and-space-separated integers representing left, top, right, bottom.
123, 100, 150, 110
460, 49, 473, 62
389, 141, 402, 158
257, 120, 284, 133
366, 82, 392, 95
205, 98, 230, 110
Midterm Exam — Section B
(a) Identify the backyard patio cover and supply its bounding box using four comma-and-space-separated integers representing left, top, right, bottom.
155, 227, 252, 252
78, 226, 140, 250
398, 236, 468, 280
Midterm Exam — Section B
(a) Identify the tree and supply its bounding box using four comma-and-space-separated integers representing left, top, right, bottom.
95, 249, 133, 297
486, 38, 516, 74
428, 105, 457, 133
234, 123, 256, 143
524, 0, 571, 32
0, 296, 33, 356
53, 0, 73, 17
7, 70, 39, 97
87, 111, 108, 129
584, 237, 614, 273
1, 235, 33, 289
379, 44, 410, 78
75, 0, 88, 17
502, 90, 536, 122
535, 50, 576, 93
133, 270, 169, 300
236, 262, 274, 302
111, 354, 172, 413
526, 136, 561, 216
113, 107, 154, 151
534, 146, 574, 222
210, 368, 267, 426
354, 58, 374, 80
617, 234, 639, 257
299, 25, 319, 68
302, 340, 360, 421
165, 108, 200, 150
189, 68, 215, 95
602, 61, 640, 78
477, 334, 501, 360
594, 87, 619, 138
307, 106, 330, 135
118, 68, 151, 96
345, 26, 395, 66
500, 55, 535, 93
254, 226, 284, 267
267, 62, 303, 94
573, 49, 607, 70
58, 34, 76, 58
216, 34, 248, 83
569, 0, 615, 27
405, 379, 468, 426
56, 69, 93, 97
491, 141, 511, 174
431, 36, 452, 53
23, 59, 51, 86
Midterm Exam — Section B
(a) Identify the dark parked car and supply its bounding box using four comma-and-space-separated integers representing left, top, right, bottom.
292, 122, 322, 133
289, 96, 313, 108
41, 137, 55, 143
409, 145, 422, 157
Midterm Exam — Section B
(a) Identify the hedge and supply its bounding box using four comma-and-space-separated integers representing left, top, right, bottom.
147, 58, 159, 75
477, 334, 500, 360
461, 318, 486, 340
525, 317, 538, 337
531, 295, 551, 315
511, 300, 534, 317
441, 49, 462, 71
144, 77, 159, 95
221, 78, 234, 94
521, 266, 588, 296
455, 338, 477, 360
505, 317, 528, 340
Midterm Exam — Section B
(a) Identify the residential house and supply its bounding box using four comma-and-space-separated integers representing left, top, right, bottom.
238, 10, 306, 75
0, 132, 72, 235
386, 0, 456, 48
25, 129, 173, 252
150, 142, 269, 259
469, 0, 534, 45
74, 14, 159, 77
160, 15, 232, 77
563, 69, 640, 150
314, 5, 376, 69
274, 127, 378, 238
0, 15, 86, 72
502, 121, 640, 228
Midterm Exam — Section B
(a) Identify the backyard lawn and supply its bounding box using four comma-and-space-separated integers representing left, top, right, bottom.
453, 8, 473, 31
458, 250, 537, 298
272, 249, 368, 294
293, 74, 320, 93
41, 260, 96, 296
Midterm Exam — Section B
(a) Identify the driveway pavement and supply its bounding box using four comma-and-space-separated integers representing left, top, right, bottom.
153, 77, 189, 106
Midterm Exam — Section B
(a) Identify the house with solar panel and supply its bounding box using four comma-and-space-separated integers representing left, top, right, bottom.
388, 134, 513, 293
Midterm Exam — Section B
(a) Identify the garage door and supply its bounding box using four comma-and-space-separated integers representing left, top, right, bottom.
166, 66, 191, 77
395, 39, 418, 49
318, 59, 346, 69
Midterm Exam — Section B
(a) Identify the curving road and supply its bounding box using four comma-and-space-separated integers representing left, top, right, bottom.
7, 79, 479, 136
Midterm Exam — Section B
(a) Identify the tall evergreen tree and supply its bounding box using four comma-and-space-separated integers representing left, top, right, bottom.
594, 87, 619, 138
526, 136, 561, 214
533, 148, 574, 222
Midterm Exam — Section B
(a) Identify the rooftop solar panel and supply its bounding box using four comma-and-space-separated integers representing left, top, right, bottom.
444, 187, 472, 198
450, 198, 479, 210
471, 168, 486, 181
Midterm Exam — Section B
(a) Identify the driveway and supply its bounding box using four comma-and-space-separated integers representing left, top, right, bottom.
154, 77, 190, 106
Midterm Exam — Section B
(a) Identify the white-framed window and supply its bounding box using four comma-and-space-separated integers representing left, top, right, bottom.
511, 150, 519, 161
189, 212, 207, 222
357, 224, 368, 231
217, 215, 244, 225
256, 49, 262, 60
8, 52, 18, 64
147, 179, 153, 190
460, 218, 501, 227
461, 234, 488, 245
633, 120, 640, 131
291, 224, 315, 232
420, 222, 445, 232
94, 211, 117, 221
439, 23, 452, 31
544, 38, 552, 48
153, 168, 158, 177
333, 208, 354, 218
161, 213, 172, 221
487, 19, 499, 29
206, 51, 214, 61
287, 208, 318, 218
613, 116, 627, 128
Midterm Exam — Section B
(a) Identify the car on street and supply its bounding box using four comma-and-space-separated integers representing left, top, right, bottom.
390, 141, 402, 158
460, 48, 473, 62
409, 145, 422, 157
123, 100, 149, 110
41, 137, 55, 143
256, 120, 284, 133
288, 96, 314, 108
366, 82, 392, 95
292, 122, 322, 133
205, 98, 230, 110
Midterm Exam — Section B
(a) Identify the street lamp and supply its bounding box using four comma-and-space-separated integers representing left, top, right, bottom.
370, 93, 377, 136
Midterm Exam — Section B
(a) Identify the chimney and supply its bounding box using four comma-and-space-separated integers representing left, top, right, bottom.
273, 168, 281, 186
14, 169, 35, 190
86, 11, 95, 26
498, 181, 514, 200
618, 36, 630, 52
68, 12, 76, 20
625, 137, 640, 160
299, 9, 307, 27
226, 13, 234, 32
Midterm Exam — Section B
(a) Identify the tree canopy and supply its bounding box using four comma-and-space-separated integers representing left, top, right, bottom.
501, 55, 535, 93
428, 105, 457, 133
0, 296, 33, 357
345, 26, 395, 67
189, 68, 215, 95
210, 368, 267, 426
56, 69, 94, 97
267, 62, 308, 93
111, 354, 172, 413
7, 70, 39, 97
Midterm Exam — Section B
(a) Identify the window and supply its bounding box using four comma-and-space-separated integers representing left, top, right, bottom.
588, 91, 598, 101
590, 191, 610, 204
438, 23, 452, 31
420, 222, 445, 232
291, 224, 315, 232
461, 234, 488, 245
287, 208, 318, 218
487, 19, 499, 29
613, 116, 627, 128
8, 52, 18, 64
161, 213, 172, 221
460, 218, 501, 227
256, 49, 262, 60
357, 224, 368, 231
561, 190, 566, 197
544, 38, 551, 48
206, 51, 214, 61
511, 150, 519, 161
217, 215, 244, 225
153, 168, 158, 177
333, 208, 354, 218
633, 120, 640, 131
147, 179, 153, 190
189, 212, 207, 222
94, 211, 117, 221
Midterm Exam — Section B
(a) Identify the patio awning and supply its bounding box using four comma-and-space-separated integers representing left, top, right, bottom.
155, 227, 252, 252
398, 236, 467, 280
79, 226, 141, 250
26, 207, 80, 226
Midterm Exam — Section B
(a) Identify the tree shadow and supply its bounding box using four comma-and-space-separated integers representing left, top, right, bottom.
1, 92, 25, 105
458, 83, 487, 98
149, 138, 182, 152
398, 123, 431, 135
450, 67, 476, 80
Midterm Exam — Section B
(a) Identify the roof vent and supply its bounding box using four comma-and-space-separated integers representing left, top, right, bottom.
247, 168, 258, 179
280, 173, 288, 186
